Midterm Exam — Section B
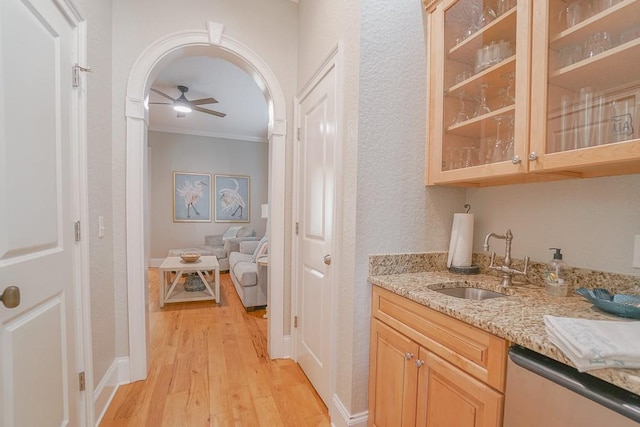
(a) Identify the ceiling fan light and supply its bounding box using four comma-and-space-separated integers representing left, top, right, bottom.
173, 100, 192, 113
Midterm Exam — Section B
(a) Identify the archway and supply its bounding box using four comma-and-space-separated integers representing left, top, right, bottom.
125, 22, 287, 381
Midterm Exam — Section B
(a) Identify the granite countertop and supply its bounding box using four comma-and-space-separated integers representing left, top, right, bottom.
368, 253, 640, 396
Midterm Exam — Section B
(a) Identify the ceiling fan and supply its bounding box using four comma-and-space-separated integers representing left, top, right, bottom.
149, 85, 226, 118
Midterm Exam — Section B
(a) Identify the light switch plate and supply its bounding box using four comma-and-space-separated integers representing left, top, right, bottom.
98, 216, 105, 238
634, 235, 640, 269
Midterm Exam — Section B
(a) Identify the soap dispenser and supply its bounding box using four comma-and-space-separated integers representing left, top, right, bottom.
545, 248, 568, 297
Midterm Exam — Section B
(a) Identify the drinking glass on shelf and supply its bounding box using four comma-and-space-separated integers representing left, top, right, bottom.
499, 72, 516, 107
497, 0, 513, 16
473, 83, 492, 118
504, 116, 515, 160
443, 147, 455, 171
558, 43, 583, 68
559, 94, 576, 152
577, 87, 594, 148
491, 116, 505, 163
593, 95, 607, 146
583, 32, 613, 59
476, 6, 497, 29
463, 147, 478, 168
451, 91, 469, 126
608, 97, 636, 143
562, 0, 584, 28
619, 25, 640, 45
479, 137, 495, 164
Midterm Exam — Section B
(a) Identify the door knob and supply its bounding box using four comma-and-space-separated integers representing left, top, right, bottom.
1, 286, 20, 309
324, 254, 332, 265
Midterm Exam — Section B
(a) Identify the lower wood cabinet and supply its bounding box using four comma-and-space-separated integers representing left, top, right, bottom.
369, 286, 507, 427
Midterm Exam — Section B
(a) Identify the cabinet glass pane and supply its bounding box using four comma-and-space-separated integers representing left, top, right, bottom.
545, 0, 640, 154
442, 0, 518, 171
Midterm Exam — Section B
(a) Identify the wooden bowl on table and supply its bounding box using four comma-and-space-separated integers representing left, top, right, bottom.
180, 253, 201, 263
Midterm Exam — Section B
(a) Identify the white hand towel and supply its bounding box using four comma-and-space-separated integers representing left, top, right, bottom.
544, 315, 640, 372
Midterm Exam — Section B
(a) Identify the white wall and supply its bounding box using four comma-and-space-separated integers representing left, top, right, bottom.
469, 174, 640, 275
110, 0, 298, 356
148, 131, 268, 258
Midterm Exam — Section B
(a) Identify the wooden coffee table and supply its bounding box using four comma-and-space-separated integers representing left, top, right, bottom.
158, 256, 220, 307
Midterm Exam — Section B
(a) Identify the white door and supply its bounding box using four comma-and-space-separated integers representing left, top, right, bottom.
0, 0, 82, 425
295, 62, 338, 406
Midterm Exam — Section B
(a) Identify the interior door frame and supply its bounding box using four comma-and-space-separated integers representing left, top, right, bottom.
292, 43, 343, 403
125, 22, 289, 381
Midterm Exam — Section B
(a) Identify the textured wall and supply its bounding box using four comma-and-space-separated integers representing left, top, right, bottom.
148, 131, 268, 258
355, 0, 465, 414
298, 0, 465, 418
83, 0, 117, 395
110, 0, 298, 357
468, 174, 640, 276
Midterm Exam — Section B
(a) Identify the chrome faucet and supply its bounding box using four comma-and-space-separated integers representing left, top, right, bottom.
483, 229, 529, 288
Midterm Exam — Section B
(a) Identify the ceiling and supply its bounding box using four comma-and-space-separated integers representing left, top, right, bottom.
147, 56, 269, 142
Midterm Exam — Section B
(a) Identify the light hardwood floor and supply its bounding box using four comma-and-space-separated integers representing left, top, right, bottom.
99, 269, 330, 426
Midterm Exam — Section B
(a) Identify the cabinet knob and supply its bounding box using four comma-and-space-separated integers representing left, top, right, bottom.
511, 155, 522, 164
404, 352, 414, 360
415, 360, 425, 368
528, 152, 538, 161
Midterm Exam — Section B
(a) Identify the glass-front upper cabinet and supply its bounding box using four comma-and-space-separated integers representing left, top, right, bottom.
529, 0, 640, 176
426, 0, 532, 185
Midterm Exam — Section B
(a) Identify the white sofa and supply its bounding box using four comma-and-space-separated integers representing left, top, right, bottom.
228, 239, 268, 310
167, 226, 256, 271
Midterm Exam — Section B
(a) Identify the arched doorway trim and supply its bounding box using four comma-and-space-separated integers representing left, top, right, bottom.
125, 23, 287, 381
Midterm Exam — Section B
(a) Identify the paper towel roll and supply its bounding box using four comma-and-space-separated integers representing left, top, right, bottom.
447, 213, 474, 268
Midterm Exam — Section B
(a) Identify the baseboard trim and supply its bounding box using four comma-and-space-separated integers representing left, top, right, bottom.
282, 334, 292, 358
330, 393, 368, 427
93, 357, 130, 426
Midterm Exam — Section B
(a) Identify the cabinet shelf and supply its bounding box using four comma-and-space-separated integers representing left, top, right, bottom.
448, 105, 515, 137
448, 56, 516, 98
550, 0, 640, 46
449, 7, 517, 63
549, 38, 640, 91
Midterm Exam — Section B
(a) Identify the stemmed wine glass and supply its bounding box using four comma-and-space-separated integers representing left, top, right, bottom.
491, 116, 505, 163
473, 83, 491, 118
499, 72, 516, 108
504, 115, 515, 160
451, 91, 469, 126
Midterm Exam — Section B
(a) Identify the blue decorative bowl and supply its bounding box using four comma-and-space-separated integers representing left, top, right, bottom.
576, 287, 640, 319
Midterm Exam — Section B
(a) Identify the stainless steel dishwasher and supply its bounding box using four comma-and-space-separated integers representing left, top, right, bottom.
504, 345, 640, 426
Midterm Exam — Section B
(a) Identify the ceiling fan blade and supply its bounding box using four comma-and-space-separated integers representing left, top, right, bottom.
194, 106, 226, 118
150, 88, 176, 101
148, 102, 172, 105
190, 97, 218, 106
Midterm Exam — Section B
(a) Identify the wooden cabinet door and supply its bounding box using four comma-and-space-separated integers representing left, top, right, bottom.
528, 0, 640, 178
416, 348, 504, 427
426, 0, 533, 186
369, 319, 420, 427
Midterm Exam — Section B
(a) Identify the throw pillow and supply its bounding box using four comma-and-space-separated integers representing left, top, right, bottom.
252, 236, 268, 262
222, 226, 242, 240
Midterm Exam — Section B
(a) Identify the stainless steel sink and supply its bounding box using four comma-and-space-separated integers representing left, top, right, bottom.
434, 287, 506, 300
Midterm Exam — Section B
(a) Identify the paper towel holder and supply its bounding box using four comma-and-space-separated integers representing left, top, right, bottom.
448, 204, 480, 275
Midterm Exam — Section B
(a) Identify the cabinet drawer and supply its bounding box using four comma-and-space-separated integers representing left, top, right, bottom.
372, 286, 507, 392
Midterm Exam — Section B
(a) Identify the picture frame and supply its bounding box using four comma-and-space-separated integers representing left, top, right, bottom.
173, 172, 212, 222
215, 174, 250, 222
